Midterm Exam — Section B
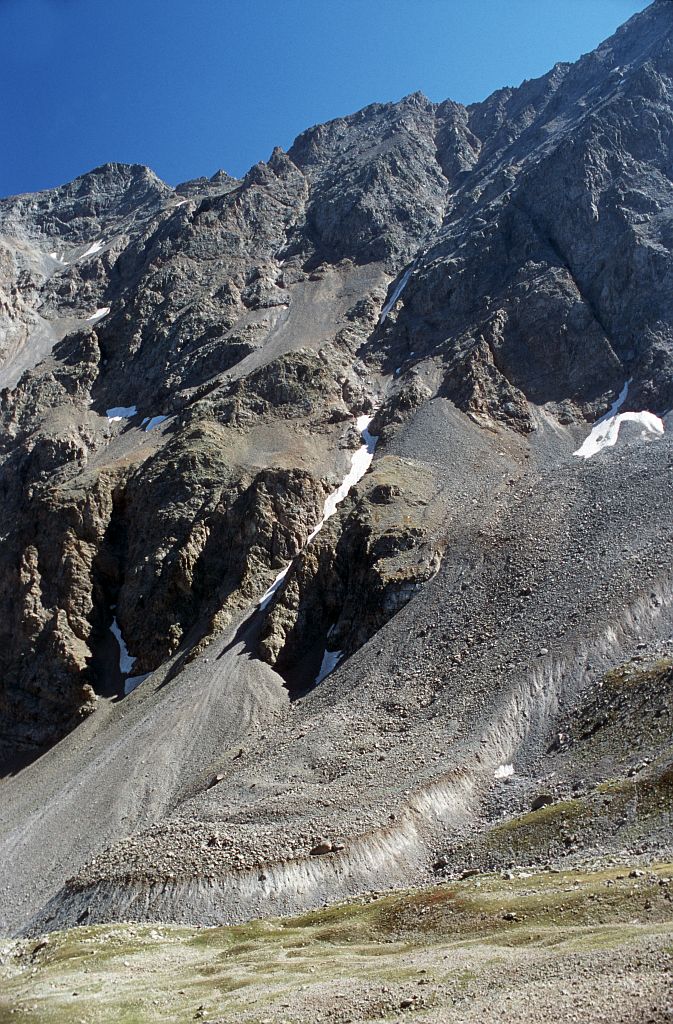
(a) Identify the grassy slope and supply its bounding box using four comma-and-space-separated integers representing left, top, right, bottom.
2, 864, 673, 1024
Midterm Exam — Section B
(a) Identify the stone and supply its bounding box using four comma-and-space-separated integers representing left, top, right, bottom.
531, 794, 555, 811
310, 841, 333, 857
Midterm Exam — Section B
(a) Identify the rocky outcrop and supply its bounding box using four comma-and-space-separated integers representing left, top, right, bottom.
258, 454, 442, 688
118, 437, 331, 671
0, 469, 118, 760
289, 93, 461, 265
0, 164, 173, 387
375, 2, 673, 425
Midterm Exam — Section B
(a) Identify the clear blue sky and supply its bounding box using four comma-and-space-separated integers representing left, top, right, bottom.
1, 0, 649, 197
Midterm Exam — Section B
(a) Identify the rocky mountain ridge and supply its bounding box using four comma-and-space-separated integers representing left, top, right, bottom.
0, 0, 672, 947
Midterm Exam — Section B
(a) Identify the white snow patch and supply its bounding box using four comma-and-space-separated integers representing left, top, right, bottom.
307, 415, 378, 541
124, 673, 149, 695
86, 306, 110, 323
574, 381, 665, 458
258, 415, 379, 608
315, 648, 344, 685
173, 198, 189, 208
110, 616, 136, 675
616, 410, 665, 437
145, 415, 168, 431
258, 564, 292, 611
106, 405, 138, 422
379, 266, 413, 324
80, 239, 104, 259
494, 764, 515, 779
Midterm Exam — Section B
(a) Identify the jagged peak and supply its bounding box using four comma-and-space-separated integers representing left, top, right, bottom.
77, 161, 158, 180
398, 90, 434, 110
0, 161, 170, 205
209, 168, 237, 184
288, 92, 441, 172
70, 161, 171, 195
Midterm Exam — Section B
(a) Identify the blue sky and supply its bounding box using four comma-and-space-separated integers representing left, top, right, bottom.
1, 0, 649, 197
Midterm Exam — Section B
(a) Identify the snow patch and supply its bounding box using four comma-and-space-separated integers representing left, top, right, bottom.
86, 307, 110, 323
80, 239, 104, 259
379, 266, 413, 324
111, 616, 150, 694
145, 415, 168, 432
110, 616, 136, 675
258, 564, 292, 611
106, 405, 138, 422
258, 414, 379, 609
574, 381, 665, 458
494, 764, 514, 779
307, 415, 378, 541
124, 673, 149, 695
315, 648, 344, 685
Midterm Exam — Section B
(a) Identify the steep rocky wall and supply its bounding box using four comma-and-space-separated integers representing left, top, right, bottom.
1, 0, 673, 774
257, 453, 443, 689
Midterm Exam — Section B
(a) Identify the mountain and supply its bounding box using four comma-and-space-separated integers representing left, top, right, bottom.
0, 1, 672, 974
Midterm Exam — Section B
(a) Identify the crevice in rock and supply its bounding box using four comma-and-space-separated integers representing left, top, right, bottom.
87, 485, 128, 700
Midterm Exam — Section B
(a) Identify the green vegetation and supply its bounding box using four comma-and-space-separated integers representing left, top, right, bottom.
603, 658, 672, 692
2, 864, 672, 1024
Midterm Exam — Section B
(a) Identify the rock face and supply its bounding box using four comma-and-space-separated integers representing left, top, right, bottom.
1, 0, 673, 938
